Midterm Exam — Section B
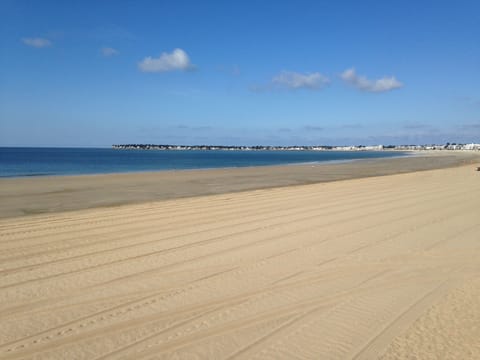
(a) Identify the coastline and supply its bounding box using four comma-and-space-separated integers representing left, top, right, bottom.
0, 148, 408, 179
0, 151, 478, 219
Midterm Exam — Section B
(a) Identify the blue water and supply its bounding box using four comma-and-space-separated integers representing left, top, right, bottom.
0, 147, 407, 178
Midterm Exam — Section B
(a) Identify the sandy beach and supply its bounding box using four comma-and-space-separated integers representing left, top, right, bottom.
0, 153, 479, 359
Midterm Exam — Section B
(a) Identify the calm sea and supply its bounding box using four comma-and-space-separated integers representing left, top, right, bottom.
0, 147, 407, 178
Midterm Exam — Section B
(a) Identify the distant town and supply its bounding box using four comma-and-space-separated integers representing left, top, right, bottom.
113, 143, 480, 151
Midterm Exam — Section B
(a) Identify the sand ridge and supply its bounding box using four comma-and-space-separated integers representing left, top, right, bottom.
1, 164, 480, 359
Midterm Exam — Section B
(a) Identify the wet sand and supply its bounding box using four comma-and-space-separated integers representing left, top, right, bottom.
0, 151, 478, 219
1, 158, 479, 359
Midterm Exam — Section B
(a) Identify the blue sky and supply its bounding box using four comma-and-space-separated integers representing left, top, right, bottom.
1, 0, 479, 146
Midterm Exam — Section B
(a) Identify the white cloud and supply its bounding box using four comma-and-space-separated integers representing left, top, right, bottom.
340, 68, 402, 93
138, 48, 194, 73
272, 71, 330, 90
21, 37, 52, 48
101, 47, 119, 57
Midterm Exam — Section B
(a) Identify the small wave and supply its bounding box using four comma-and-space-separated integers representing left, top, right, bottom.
0, 173, 54, 178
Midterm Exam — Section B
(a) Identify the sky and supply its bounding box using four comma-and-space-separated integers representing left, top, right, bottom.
0, 0, 479, 146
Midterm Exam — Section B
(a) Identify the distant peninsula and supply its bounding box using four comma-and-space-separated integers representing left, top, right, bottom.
112, 143, 480, 151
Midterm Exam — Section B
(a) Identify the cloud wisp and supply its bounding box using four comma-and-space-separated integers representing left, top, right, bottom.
138, 48, 195, 73
340, 68, 402, 93
21, 37, 52, 48
459, 122, 480, 131
101, 47, 119, 57
272, 71, 330, 90
252, 71, 330, 92
303, 125, 324, 131
402, 122, 431, 130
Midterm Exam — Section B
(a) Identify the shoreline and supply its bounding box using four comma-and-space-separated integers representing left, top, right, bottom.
0, 151, 479, 219
0, 152, 411, 179
0, 149, 410, 179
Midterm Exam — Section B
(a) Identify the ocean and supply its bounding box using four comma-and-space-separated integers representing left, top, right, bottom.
0, 147, 407, 178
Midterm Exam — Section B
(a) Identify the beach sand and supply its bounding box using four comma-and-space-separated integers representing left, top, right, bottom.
1, 153, 480, 359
